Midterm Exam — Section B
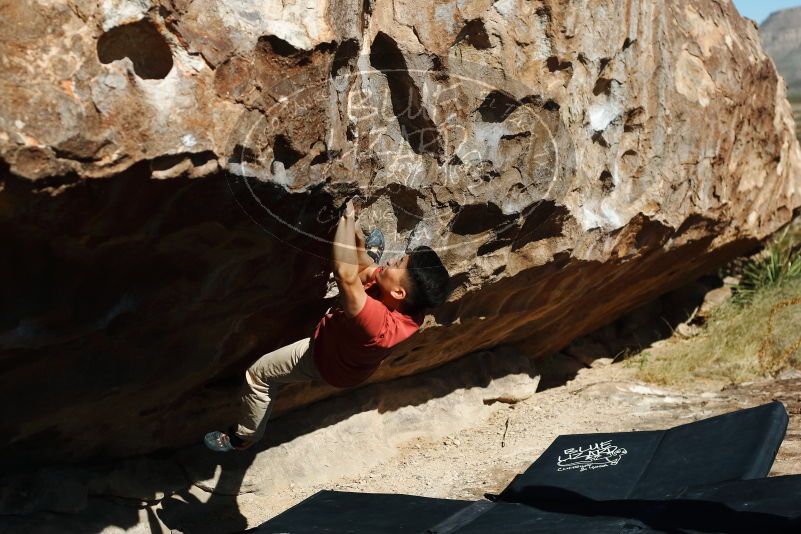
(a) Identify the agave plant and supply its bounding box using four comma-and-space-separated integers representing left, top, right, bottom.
732, 227, 801, 304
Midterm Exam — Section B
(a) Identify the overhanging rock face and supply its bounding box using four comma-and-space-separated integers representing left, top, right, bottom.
1, 0, 799, 465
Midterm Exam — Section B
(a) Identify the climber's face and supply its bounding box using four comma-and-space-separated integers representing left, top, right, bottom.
376, 254, 410, 303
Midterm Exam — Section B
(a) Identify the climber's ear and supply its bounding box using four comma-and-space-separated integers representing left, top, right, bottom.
390, 285, 407, 301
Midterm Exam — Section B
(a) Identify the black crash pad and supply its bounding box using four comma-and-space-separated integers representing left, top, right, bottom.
253, 403, 797, 533
497, 476, 801, 533
253, 484, 801, 534
253, 490, 651, 534
499, 401, 788, 504
671, 474, 801, 532
253, 491, 473, 533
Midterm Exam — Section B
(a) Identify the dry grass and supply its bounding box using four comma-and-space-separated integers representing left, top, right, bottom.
631, 227, 801, 386
631, 278, 801, 386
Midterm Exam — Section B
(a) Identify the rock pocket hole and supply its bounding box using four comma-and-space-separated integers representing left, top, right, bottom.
230, 144, 260, 165
593, 77, 614, 96
477, 90, 520, 122
450, 202, 517, 236
97, 19, 173, 79
260, 34, 301, 57
272, 135, 303, 169
543, 100, 560, 111
454, 19, 492, 49
624, 107, 645, 132
369, 31, 443, 158
546, 56, 572, 73
310, 149, 340, 166
331, 39, 360, 77
599, 170, 614, 193
512, 201, 570, 249
592, 132, 610, 148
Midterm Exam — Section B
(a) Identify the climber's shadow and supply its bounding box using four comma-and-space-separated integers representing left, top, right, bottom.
157, 447, 255, 533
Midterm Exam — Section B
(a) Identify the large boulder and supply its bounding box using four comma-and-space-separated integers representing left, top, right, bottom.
1, 0, 799, 466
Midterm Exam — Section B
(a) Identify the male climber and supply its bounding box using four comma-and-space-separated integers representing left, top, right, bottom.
204, 198, 451, 451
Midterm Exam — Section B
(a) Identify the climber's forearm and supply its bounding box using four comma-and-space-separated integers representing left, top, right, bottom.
332, 214, 359, 283
353, 223, 376, 271
356, 244, 375, 271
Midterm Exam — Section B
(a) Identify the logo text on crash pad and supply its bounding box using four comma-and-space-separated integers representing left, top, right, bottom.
556, 440, 628, 472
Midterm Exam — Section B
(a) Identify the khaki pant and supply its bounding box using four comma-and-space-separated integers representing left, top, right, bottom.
235, 337, 320, 442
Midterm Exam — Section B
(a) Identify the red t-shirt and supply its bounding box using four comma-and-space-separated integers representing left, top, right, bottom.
312, 268, 423, 388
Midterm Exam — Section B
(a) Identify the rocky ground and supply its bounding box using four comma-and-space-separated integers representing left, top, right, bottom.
4, 277, 801, 534
233, 362, 801, 531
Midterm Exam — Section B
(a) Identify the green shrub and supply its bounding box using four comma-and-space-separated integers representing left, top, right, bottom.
731, 227, 801, 304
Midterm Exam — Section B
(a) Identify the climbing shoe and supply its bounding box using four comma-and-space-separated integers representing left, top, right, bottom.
203, 430, 253, 452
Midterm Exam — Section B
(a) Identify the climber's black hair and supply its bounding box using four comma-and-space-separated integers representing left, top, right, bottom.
403, 246, 451, 315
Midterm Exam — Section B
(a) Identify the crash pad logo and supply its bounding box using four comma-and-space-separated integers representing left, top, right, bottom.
557, 440, 628, 472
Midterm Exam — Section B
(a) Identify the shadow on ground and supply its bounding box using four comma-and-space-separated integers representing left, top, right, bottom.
0, 275, 722, 533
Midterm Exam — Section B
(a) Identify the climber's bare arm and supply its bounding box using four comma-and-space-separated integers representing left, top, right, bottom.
333, 201, 368, 317
358, 264, 378, 285
354, 223, 378, 284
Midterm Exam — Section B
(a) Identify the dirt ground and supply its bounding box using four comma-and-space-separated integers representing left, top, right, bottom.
232, 359, 801, 530
4, 277, 801, 534
3, 347, 800, 534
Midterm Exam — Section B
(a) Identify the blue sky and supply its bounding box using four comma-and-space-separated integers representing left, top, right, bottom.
732, 0, 801, 24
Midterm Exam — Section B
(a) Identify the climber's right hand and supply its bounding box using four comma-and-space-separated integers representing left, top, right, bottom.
354, 223, 367, 250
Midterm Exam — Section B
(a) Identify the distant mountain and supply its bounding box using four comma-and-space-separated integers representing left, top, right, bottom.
760, 7, 801, 96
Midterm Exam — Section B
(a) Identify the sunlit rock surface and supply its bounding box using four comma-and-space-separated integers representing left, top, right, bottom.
1, 0, 799, 466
